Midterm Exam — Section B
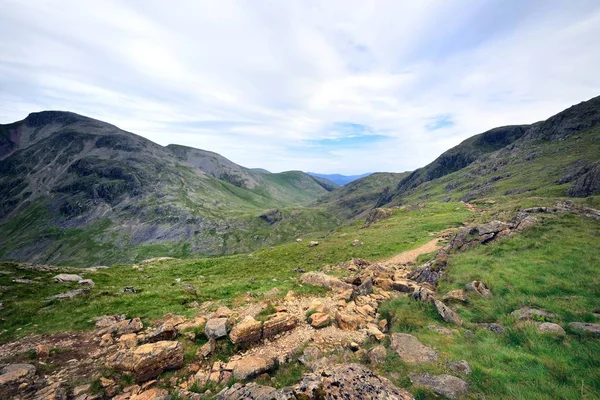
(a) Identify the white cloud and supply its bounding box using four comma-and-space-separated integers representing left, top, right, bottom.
1, 0, 599, 174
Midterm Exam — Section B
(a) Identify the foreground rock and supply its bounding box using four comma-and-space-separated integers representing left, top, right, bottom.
410, 373, 469, 400
229, 316, 262, 344
0, 364, 36, 398
106, 340, 184, 382
205, 318, 228, 339
434, 300, 463, 326
390, 333, 438, 363
229, 356, 277, 380
217, 363, 414, 399
569, 322, 600, 335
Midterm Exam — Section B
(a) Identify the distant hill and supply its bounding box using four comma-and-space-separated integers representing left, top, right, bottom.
0, 111, 339, 265
308, 172, 372, 186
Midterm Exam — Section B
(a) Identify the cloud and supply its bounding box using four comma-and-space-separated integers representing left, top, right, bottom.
1, 0, 599, 174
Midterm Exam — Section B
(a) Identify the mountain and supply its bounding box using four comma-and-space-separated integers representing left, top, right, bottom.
0, 111, 339, 265
308, 172, 371, 186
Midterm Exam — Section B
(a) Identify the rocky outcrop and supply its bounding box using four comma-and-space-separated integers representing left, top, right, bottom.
106, 341, 184, 382
567, 161, 600, 197
389, 333, 438, 363
229, 316, 262, 344
141, 323, 178, 343
263, 313, 297, 339
410, 373, 469, 400
569, 322, 600, 335
300, 272, 353, 292
98, 317, 144, 336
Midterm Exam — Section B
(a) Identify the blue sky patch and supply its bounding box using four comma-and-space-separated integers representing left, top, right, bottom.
426, 115, 455, 131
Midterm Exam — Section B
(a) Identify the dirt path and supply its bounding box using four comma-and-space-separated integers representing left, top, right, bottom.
379, 238, 440, 267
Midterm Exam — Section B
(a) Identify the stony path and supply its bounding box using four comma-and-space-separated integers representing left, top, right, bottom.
379, 238, 440, 266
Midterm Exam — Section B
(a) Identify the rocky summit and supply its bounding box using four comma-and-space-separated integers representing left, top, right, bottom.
0, 95, 599, 400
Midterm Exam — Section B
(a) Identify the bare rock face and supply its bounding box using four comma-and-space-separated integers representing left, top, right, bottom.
106, 340, 184, 382
569, 322, 600, 335
229, 356, 277, 381
205, 318, 229, 339
410, 373, 469, 400
465, 281, 492, 298
229, 316, 263, 344
389, 333, 438, 363
53, 273, 83, 283
434, 300, 462, 326
263, 313, 297, 339
300, 272, 353, 292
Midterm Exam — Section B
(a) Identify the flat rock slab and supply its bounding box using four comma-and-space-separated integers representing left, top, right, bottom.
390, 333, 438, 363
46, 288, 90, 300
53, 273, 83, 283
410, 373, 469, 400
569, 322, 600, 335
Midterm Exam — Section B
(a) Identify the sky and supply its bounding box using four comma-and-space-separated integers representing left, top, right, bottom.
1, 1, 599, 174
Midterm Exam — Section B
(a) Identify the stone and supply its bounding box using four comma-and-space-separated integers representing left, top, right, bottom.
161, 314, 187, 327
476, 323, 506, 334
537, 322, 566, 335
427, 325, 456, 336
0, 364, 36, 398
442, 289, 467, 303
356, 277, 374, 296
214, 306, 232, 318
569, 322, 600, 335
366, 323, 385, 341
199, 339, 216, 358
106, 340, 184, 382
308, 241, 319, 247
216, 382, 279, 400
118, 333, 139, 349
263, 313, 297, 338
100, 333, 114, 347
411, 286, 435, 303
335, 311, 362, 330
99, 317, 144, 336
391, 279, 419, 293
229, 316, 263, 344
46, 288, 90, 300
368, 345, 387, 364
465, 281, 492, 298
100, 377, 119, 397
130, 387, 170, 400
410, 373, 469, 400
434, 300, 462, 326
264, 287, 281, 297
142, 323, 178, 343
230, 356, 277, 380
123, 286, 137, 294
300, 272, 353, 292
378, 319, 388, 332
53, 273, 83, 283
309, 312, 331, 329
36, 344, 50, 358
33, 382, 69, 400
78, 279, 95, 287
390, 333, 439, 363
95, 314, 126, 328
205, 318, 229, 339
448, 360, 472, 376
511, 307, 557, 321
476, 220, 512, 235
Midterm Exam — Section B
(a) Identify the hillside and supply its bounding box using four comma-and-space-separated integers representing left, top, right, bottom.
0, 112, 337, 266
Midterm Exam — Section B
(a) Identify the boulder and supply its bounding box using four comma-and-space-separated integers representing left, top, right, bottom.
95, 314, 127, 329
263, 313, 297, 338
442, 289, 467, 303
465, 281, 492, 298
366, 323, 385, 341
308, 241, 319, 247
569, 322, 600, 335
199, 338, 216, 358
335, 311, 362, 331
476, 322, 506, 334
53, 273, 83, 283
229, 316, 263, 344
356, 277, 374, 296
230, 356, 277, 380
142, 323, 177, 343
537, 322, 565, 335
511, 307, 557, 321
214, 306, 233, 318
448, 360, 471, 376
300, 272, 353, 292
411, 286, 435, 303
216, 382, 279, 400
410, 373, 469, 400
368, 345, 387, 364
130, 387, 170, 400
390, 333, 438, 363
99, 318, 144, 336
78, 279, 95, 287
309, 313, 331, 329
205, 318, 228, 339
106, 340, 184, 382
434, 300, 462, 326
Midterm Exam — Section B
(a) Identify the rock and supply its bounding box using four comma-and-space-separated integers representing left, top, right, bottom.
36, 344, 50, 358
442, 289, 467, 303
476, 322, 506, 334
356, 277, 374, 296
72, 384, 91, 397
410, 373, 469, 400
411, 286, 435, 303
130, 387, 170, 400
335, 311, 362, 331
390, 279, 419, 293
434, 300, 462, 326
368, 345, 387, 364
293, 363, 413, 399
537, 322, 566, 335
366, 323, 385, 341
99, 318, 144, 336
230, 356, 277, 380
378, 319, 388, 332
448, 360, 472, 376
216, 382, 280, 399
0, 364, 36, 398
263, 313, 297, 338
511, 307, 557, 321
95, 314, 127, 328
465, 281, 492, 298
427, 325, 456, 336
107, 340, 184, 382
46, 288, 90, 300
214, 306, 232, 318
123, 286, 137, 294
229, 316, 263, 344
33, 382, 69, 400
390, 333, 438, 363
298, 346, 322, 367
309, 312, 331, 329
296, 238, 303, 242
569, 322, 600, 335
264, 287, 281, 298
199, 339, 216, 358
567, 161, 600, 197
53, 273, 83, 283
142, 323, 178, 343
300, 272, 354, 292
118, 333, 139, 349
308, 241, 319, 247
476, 220, 512, 235
100, 333, 114, 347
205, 318, 229, 339
348, 342, 361, 352
77, 279, 95, 287
100, 377, 119, 397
